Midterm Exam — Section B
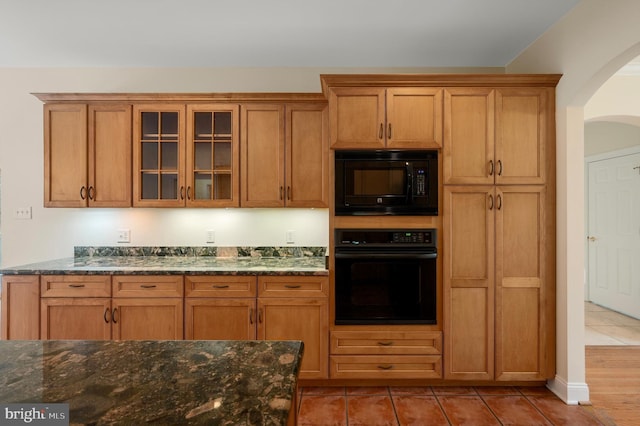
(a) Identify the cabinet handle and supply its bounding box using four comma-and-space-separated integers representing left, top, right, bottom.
104, 307, 110, 323
377, 341, 393, 346
496, 194, 502, 210
379, 123, 384, 139
497, 160, 503, 176
284, 285, 302, 289
258, 308, 263, 324
388, 123, 392, 139
279, 186, 284, 200
88, 186, 95, 200
489, 160, 494, 176
140, 284, 157, 289
112, 308, 119, 324
213, 285, 230, 289
249, 308, 254, 325
180, 186, 185, 200
68, 284, 85, 288
287, 186, 291, 200
80, 186, 87, 200
488, 194, 494, 210
187, 186, 192, 200
377, 365, 394, 370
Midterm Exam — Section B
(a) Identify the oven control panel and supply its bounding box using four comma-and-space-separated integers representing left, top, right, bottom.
336, 229, 436, 247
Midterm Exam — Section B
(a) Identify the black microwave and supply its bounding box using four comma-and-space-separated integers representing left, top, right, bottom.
335, 150, 438, 216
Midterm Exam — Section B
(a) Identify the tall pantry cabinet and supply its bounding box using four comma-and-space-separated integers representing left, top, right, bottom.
442, 84, 556, 381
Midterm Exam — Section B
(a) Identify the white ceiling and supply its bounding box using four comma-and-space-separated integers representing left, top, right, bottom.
0, 0, 581, 68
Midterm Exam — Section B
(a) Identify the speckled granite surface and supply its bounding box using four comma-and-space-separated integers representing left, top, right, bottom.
0, 246, 328, 276
0, 339, 303, 425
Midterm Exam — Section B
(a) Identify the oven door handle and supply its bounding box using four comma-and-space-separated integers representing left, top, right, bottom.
335, 252, 437, 259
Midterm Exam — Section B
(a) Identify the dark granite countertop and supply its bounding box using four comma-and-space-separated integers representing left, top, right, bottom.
0, 339, 303, 425
0, 246, 328, 276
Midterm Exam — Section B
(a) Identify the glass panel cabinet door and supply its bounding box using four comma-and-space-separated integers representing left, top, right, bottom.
133, 106, 185, 207
186, 105, 240, 207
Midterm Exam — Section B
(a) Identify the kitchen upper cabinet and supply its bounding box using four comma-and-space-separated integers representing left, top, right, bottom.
443, 185, 553, 381
443, 87, 551, 185
133, 105, 186, 207
44, 103, 132, 207
327, 87, 442, 149
186, 105, 240, 207
241, 103, 328, 208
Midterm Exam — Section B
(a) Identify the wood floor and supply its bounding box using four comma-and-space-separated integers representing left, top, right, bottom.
586, 346, 640, 426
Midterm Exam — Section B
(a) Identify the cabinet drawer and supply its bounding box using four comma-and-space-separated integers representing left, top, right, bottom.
41, 275, 111, 297
185, 276, 256, 298
331, 330, 442, 355
258, 276, 328, 298
330, 355, 442, 379
112, 276, 183, 297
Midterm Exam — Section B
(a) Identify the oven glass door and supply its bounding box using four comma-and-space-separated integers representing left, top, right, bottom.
334, 252, 436, 325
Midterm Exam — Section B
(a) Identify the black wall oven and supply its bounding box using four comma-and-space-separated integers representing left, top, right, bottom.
334, 150, 438, 216
334, 229, 437, 325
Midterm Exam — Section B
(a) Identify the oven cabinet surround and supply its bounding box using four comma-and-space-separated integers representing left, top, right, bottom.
34, 93, 329, 209
40, 275, 184, 340
44, 103, 132, 207
185, 275, 329, 379
322, 73, 558, 384
326, 86, 443, 149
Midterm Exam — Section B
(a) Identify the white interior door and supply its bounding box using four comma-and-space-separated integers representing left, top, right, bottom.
587, 152, 640, 319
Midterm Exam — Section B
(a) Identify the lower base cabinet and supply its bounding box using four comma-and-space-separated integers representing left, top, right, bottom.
185, 275, 329, 379
329, 330, 442, 379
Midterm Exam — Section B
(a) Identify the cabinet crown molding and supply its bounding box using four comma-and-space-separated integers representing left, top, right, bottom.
320, 73, 562, 95
32, 92, 328, 104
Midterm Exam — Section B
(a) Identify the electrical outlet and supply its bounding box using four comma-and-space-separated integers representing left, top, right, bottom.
286, 230, 296, 244
117, 229, 130, 243
14, 207, 32, 220
206, 230, 216, 244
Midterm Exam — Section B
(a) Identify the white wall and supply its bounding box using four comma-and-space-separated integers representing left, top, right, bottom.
508, 0, 640, 405
0, 66, 500, 267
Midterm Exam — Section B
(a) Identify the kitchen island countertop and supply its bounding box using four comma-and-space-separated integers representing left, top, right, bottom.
0, 339, 303, 425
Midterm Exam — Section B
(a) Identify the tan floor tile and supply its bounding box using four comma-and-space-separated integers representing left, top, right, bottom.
392, 395, 448, 426
298, 395, 347, 426
483, 395, 553, 425
527, 395, 605, 425
347, 395, 398, 426
438, 395, 501, 425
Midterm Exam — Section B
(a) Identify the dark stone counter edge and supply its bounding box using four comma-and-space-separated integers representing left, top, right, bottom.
0, 269, 328, 276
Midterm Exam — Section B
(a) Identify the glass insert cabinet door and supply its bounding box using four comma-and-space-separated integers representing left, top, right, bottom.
133, 105, 186, 207
186, 105, 240, 207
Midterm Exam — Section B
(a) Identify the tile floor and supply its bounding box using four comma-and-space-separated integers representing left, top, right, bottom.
297, 385, 605, 425
584, 301, 640, 345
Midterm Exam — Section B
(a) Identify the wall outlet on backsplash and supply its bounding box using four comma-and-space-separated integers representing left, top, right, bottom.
286, 230, 296, 244
206, 230, 216, 244
117, 229, 131, 243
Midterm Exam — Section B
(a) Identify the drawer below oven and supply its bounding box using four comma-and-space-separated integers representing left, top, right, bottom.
330, 355, 442, 379
331, 330, 442, 355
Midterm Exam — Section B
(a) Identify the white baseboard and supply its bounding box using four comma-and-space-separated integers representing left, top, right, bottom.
547, 375, 590, 405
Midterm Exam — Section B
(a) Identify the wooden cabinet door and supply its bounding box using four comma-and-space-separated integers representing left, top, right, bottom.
495, 88, 549, 185
185, 298, 256, 340
41, 298, 111, 340
1, 275, 40, 340
386, 88, 443, 149
443, 88, 495, 185
443, 186, 495, 380
88, 104, 132, 207
258, 297, 329, 379
44, 104, 88, 207
133, 104, 186, 207
112, 298, 184, 340
285, 103, 329, 208
186, 104, 240, 207
495, 186, 553, 380
241, 104, 285, 207
328, 87, 385, 149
